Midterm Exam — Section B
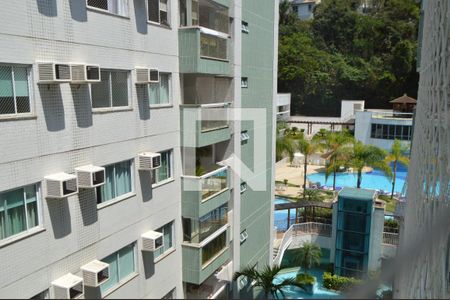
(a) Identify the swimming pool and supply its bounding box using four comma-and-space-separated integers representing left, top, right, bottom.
275, 197, 296, 231
307, 164, 408, 194
274, 267, 341, 299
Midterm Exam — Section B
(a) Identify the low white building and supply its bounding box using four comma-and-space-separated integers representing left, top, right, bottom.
277, 93, 291, 122
291, 0, 321, 20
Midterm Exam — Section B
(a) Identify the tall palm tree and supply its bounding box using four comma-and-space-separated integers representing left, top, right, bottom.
295, 242, 322, 275
233, 265, 305, 299
385, 139, 410, 199
314, 131, 354, 190
350, 141, 392, 188
276, 123, 294, 162
296, 136, 318, 197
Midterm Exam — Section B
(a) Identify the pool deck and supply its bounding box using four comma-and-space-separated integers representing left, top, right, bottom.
275, 159, 372, 198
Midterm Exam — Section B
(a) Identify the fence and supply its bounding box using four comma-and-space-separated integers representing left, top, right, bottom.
383, 232, 399, 246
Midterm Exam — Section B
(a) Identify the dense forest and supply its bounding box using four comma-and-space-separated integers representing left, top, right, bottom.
278, 0, 420, 116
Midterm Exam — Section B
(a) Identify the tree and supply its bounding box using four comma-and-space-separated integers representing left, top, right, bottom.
276, 123, 295, 162
295, 242, 322, 275
233, 265, 305, 299
314, 131, 354, 190
350, 141, 392, 188
385, 139, 410, 198
296, 136, 318, 197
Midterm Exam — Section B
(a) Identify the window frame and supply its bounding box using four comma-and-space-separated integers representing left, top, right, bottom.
0, 64, 33, 118
86, 0, 130, 18
100, 242, 138, 296
91, 69, 131, 112
241, 21, 249, 34
96, 159, 135, 207
0, 183, 43, 243
241, 77, 248, 88
154, 221, 175, 261
147, 0, 171, 27
149, 73, 172, 107
151, 149, 174, 187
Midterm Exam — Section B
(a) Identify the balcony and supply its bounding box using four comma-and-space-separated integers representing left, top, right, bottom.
182, 227, 230, 285
181, 103, 231, 147
179, 27, 231, 75
182, 165, 230, 219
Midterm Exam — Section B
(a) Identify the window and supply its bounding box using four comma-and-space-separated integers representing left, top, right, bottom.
162, 288, 176, 299
241, 77, 248, 88
91, 70, 129, 109
0, 184, 40, 241
148, 0, 170, 26
202, 231, 227, 265
30, 289, 49, 299
154, 221, 174, 259
149, 73, 171, 106
96, 160, 133, 205
151, 150, 173, 185
240, 229, 248, 243
293, 5, 298, 13
0, 65, 31, 116
308, 4, 313, 12
100, 243, 136, 295
240, 130, 249, 141
200, 33, 227, 60
180, 0, 228, 34
370, 123, 412, 141
241, 21, 249, 33
87, 0, 129, 17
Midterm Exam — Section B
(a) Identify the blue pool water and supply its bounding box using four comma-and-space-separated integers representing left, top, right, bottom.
306, 164, 408, 194
274, 268, 341, 299
275, 197, 296, 231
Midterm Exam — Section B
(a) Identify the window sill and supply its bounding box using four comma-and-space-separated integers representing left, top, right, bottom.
152, 178, 175, 189
149, 103, 173, 109
86, 6, 130, 19
92, 107, 133, 114
200, 56, 229, 63
147, 21, 172, 30
101, 272, 139, 298
97, 192, 136, 210
0, 114, 37, 122
0, 227, 45, 249
154, 248, 176, 263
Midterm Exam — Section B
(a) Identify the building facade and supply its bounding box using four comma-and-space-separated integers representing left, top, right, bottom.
0, 0, 277, 298
394, 0, 450, 298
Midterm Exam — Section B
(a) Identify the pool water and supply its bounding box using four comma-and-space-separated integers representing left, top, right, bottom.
274, 197, 296, 231
274, 267, 341, 299
306, 164, 408, 194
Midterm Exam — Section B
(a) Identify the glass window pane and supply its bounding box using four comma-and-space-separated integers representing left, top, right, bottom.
13, 67, 29, 97
118, 244, 135, 279
97, 165, 116, 203
158, 151, 170, 182
4, 189, 26, 238
0, 66, 15, 115
100, 253, 119, 294
148, 0, 160, 22
111, 71, 129, 107
114, 160, 132, 197
24, 185, 38, 229
92, 71, 111, 108
159, 74, 170, 104
0, 201, 5, 240
149, 83, 159, 105
88, 0, 108, 10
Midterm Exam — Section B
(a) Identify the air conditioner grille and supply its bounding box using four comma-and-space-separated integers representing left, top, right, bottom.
55, 64, 71, 80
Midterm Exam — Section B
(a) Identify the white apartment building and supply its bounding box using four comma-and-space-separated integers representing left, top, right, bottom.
0, 0, 278, 299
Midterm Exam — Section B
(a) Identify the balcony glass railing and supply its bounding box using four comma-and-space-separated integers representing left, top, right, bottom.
180, 0, 229, 34
200, 166, 228, 200
200, 32, 227, 60
183, 203, 228, 243
200, 103, 229, 132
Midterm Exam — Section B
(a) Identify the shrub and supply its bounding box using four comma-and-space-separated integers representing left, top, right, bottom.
296, 273, 315, 285
322, 272, 362, 291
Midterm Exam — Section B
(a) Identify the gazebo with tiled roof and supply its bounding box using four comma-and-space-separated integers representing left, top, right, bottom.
390, 94, 417, 113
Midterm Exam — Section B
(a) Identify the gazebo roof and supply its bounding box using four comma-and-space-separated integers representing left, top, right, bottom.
390, 94, 417, 104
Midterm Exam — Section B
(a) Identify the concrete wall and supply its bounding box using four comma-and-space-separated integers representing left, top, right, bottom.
0, 0, 182, 298
368, 207, 385, 272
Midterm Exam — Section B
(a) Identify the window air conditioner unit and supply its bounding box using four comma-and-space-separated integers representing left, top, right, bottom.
138, 152, 161, 170
80, 260, 110, 287
75, 165, 106, 188
51, 273, 84, 299
45, 173, 78, 199
141, 230, 164, 251
37, 62, 71, 83
149, 69, 159, 83
135, 67, 150, 84
70, 64, 101, 83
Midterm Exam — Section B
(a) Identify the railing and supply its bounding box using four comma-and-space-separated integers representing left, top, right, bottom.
383, 232, 399, 246
200, 166, 228, 200
292, 222, 332, 237
200, 103, 230, 132
273, 225, 293, 266
370, 111, 414, 119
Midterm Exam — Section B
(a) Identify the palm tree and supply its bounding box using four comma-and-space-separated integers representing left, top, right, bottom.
276, 123, 294, 162
233, 265, 305, 299
296, 136, 318, 197
350, 141, 392, 188
314, 131, 354, 190
295, 242, 322, 275
385, 139, 410, 199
